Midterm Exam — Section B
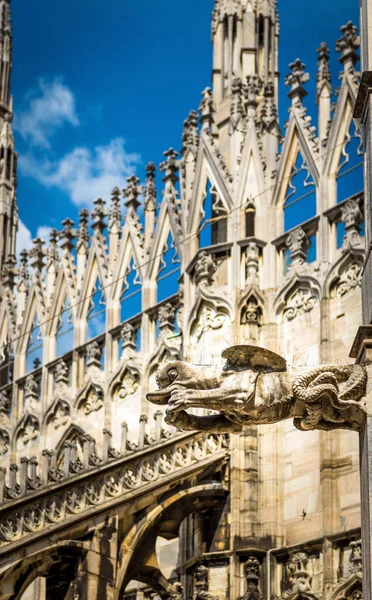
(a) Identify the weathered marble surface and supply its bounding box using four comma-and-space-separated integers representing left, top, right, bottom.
147, 345, 367, 433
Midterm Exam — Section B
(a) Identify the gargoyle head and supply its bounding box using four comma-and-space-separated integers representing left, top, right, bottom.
147, 361, 220, 406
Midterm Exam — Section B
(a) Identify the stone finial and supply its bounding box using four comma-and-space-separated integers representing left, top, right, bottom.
288, 552, 312, 594
24, 374, 40, 412
29, 238, 46, 272
242, 557, 261, 600
244, 75, 260, 111
286, 227, 310, 265
78, 208, 89, 248
109, 187, 122, 232
336, 21, 360, 66
123, 175, 142, 211
193, 564, 218, 600
157, 302, 176, 335
349, 540, 362, 575
182, 110, 199, 153
46, 229, 59, 266
231, 77, 244, 128
144, 162, 157, 211
246, 242, 260, 286
341, 198, 363, 248
121, 322, 136, 349
2, 254, 17, 290
160, 148, 179, 185
194, 250, 217, 286
18, 249, 30, 288
285, 59, 310, 102
86, 341, 102, 369
54, 359, 69, 386
91, 198, 108, 233
316, 42, 331, 96
262, 81, 278, 131
60, 218, 76, 253
199, 87, 215, 132
169, 581, 185, 600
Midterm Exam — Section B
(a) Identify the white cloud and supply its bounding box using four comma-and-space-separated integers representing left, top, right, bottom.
19, 138, 141, 208
14, 78, 79, 149
16, 219, 33, 254
16, 220, 53, 256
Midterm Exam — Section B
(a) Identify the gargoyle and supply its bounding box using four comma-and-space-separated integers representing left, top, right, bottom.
147, 346, 367, 433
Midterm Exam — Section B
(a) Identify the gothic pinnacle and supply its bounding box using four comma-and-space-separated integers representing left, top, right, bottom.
144, 163, 157, 210
160, 149, 179, 185
123, 175, 142, 211
285, 59, 310, 102
336, 21, 360, 67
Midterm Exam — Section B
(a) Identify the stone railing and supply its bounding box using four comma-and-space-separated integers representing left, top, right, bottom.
0, 431, 229, 552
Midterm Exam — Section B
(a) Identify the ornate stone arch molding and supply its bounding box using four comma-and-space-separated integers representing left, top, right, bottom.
115, 483, 227, 600
328, 575, 362, 600
55, 423, 88, 457
108, 353, 141, 404
186, 134, 233, 238
0, 541, 87, 600
239, 285, 266, 326
323, 249, 364, 299
187, 291, 233, 347
274, 275, 321, 323
12, 411, 40, 452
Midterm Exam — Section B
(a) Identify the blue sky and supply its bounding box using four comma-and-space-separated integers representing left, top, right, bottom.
11, 0, 359, 251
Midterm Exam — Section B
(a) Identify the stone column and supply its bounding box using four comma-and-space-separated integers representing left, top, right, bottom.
353, 4, 372, 597
350, 328, 372, 600
68, 519, 119, 600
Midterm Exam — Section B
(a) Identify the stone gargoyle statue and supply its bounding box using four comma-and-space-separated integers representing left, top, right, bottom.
147, 346, 367, 433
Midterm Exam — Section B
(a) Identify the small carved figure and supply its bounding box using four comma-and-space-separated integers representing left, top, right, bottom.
147, 345, 367, 433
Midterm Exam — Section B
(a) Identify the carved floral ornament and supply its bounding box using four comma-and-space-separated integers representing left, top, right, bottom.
283, 287, 318, 322
193, 303, 227, 340
336, 263, 362, 297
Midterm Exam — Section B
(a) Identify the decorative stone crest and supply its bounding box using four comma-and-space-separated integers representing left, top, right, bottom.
284, 288, 317, 322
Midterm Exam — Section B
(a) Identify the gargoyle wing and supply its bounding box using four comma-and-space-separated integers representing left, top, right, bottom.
222, 345, 287, 372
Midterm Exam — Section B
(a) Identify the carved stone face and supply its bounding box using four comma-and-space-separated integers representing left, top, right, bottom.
147, 361, 219, 405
